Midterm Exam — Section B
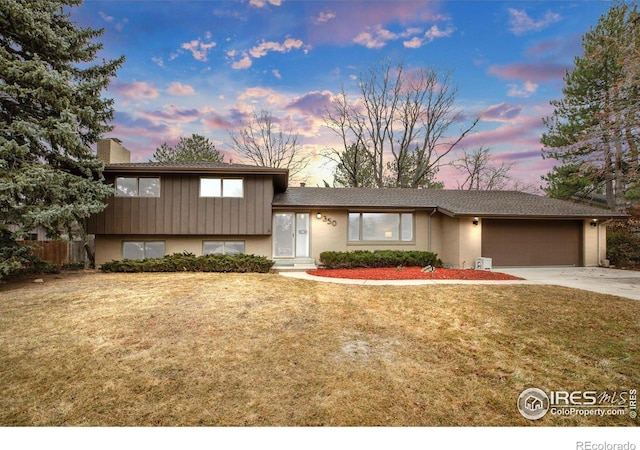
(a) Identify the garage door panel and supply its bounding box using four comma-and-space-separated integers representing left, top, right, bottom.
482, 219, 582, 266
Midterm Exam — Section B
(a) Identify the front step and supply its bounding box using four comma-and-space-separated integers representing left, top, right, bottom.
272, 258, 317, 272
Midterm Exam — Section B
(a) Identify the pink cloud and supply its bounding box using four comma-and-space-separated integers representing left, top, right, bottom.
313, 10, 336, 24
230, 37, 309, 70
286, 90, 333, 117
181, 39, 217, 62
138, 105, 203, 125
249, 0, 281, 7
230, 53, 252, 70
111, 81, 159, 100
488, 62, 569, 82
480, 103, 522, 122
424, 24, 454, 42
307, 2, 444, 46
507, 80, 538, 98
403, 37, 422, 49
402, 24, 454, 48
249, 37, 308, 58
109, 112, 183, 160
353, 26, 394, 49
354, 24, 443, 49
167, 82, 195, 96
203, 113, 236, 130
460, 114, 545, 151
492, 149, 543, 162
508, 8, 561, 36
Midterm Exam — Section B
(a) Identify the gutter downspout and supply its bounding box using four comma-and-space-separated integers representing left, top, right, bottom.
428, 209, 437, 252
597, 219, 613, 266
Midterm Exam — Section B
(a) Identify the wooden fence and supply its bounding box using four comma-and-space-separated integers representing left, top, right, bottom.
18, 240, 92, 266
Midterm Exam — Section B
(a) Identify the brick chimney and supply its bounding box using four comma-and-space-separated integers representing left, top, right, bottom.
97, 138, 131, 164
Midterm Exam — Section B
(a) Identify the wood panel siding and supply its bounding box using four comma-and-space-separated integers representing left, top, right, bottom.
88, 174, 274, 235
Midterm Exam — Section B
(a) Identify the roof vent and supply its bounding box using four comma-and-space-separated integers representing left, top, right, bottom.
300, 182, 306, 187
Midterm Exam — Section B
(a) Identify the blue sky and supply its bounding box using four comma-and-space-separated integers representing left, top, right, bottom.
74, 0, 613, 188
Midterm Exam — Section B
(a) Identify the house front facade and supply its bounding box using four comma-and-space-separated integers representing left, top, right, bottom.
88, 139, 626, 268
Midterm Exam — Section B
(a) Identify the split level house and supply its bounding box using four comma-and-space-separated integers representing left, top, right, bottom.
88, 138, 627, 269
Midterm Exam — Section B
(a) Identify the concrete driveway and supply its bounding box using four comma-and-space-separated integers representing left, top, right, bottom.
497, 267, 640, 300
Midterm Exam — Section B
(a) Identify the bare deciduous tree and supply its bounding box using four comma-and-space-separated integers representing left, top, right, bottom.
451, 146, 513, 190
324, 59, 478, 188
229, 109, 310, 181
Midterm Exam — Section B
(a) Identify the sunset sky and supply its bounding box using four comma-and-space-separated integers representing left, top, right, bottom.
73, 0, 612, 188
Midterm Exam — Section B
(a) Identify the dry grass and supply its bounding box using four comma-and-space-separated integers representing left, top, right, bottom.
0, 271, 638, 426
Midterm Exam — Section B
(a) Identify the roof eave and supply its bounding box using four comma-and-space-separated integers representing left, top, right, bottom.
444, 212, 629, 219
104, 164, 289, 192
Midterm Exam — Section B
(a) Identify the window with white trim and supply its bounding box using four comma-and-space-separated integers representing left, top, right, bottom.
122, 241, 165, 260
115, 177, 160, 197
203, 241, 245, 255
348, 213, 413, 242
200, 178, 243, 198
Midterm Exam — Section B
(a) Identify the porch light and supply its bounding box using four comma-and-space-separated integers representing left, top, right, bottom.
473, 217, 479, 226
316, 212, 322, 219
590, 219, 598, 227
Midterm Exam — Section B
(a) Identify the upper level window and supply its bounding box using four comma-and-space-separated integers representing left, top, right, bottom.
349, 212, 413, 242
115, 177, 160, 197
200, 178, 243, 198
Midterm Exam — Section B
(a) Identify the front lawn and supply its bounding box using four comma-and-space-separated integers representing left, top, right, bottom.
0, 272, 638, 426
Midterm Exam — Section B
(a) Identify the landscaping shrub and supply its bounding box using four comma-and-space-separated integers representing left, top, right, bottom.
100, 253, 274, 273
607, 228, 640, 268
319, 250, 442, 269
607, 207, 640, 268
0, 230, 59, 279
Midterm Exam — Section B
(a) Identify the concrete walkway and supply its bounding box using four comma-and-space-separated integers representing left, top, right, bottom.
280, 267, 640, 300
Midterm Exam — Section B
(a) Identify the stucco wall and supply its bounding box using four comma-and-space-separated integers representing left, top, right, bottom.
435, 215, 482, 268
94, 235, 271, 267
307, 210, 434, 263
583, 220, 608, 266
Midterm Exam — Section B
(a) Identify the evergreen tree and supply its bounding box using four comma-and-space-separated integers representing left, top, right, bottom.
541, 2, 639, 211
0, 0, 124, 274
152, 134, 223, 163
542, 164, 603, 200
330, 143, 376, 188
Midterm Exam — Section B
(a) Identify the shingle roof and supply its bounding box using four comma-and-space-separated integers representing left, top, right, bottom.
273, 187, 627, 218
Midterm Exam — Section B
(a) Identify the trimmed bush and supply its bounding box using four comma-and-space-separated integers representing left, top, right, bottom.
607, 207, 640, 268
100, 253, 274, 273
319, 250, 442, 269
607, 228, 640, 268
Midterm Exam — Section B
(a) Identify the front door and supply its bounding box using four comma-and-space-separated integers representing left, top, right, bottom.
273, 213, 309, 258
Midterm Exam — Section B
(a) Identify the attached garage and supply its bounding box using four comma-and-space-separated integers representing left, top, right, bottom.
482, 219, 583, 267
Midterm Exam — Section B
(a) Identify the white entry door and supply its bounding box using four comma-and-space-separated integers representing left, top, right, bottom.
273, 213, 309, 258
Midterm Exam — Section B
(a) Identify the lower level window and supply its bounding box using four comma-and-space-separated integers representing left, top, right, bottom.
122, 241, 165, 260
203, 241, 245, 255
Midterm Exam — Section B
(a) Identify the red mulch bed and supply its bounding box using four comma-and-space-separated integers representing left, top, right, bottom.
307, 267, 523, 281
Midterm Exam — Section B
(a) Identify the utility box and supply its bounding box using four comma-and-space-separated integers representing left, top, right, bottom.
475, 257, 492, 271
